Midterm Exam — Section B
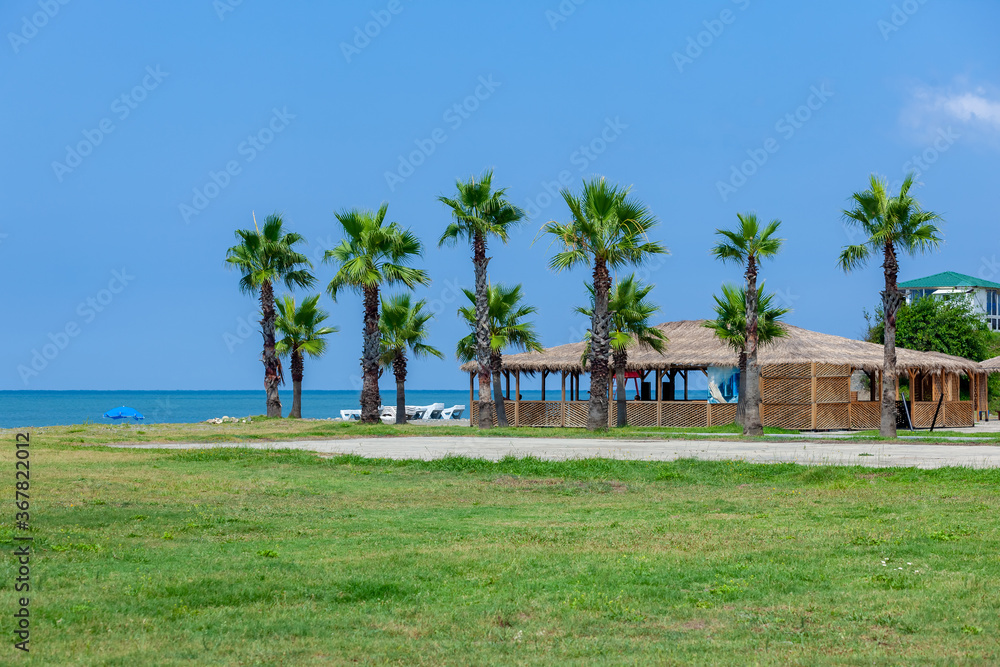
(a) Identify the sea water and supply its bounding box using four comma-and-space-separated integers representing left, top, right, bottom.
0, 388, 710, 428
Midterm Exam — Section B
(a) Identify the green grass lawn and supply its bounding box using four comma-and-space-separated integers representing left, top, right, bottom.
7, 419, 803, 450
1, 438, 998, 664
15, 417, 1000, 451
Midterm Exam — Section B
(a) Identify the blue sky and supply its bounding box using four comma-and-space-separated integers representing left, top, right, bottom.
3, 0, 999, 392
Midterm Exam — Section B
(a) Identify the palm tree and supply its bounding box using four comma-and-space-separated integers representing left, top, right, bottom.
325, 204, 429, 424
226, 213, 315, 417
275, 294, 338, 419
839, 173, 942, 437
577, 275, 668, 427
456, 283, 544, 427
711, 213, 784, 436
704, 283, 789, 426
379, 294, 444, 425
543, 177, 668, 431
439, 170, 526, 429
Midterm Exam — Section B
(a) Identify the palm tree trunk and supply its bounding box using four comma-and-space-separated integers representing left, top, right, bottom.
491, 351, 508, 427
360, 284, 381, 424
473, 232, 493, 429
289, 348, 304, 418
394, 353, 407, 425
735, 350, 747, 426
588, 259, 612, 431
614, 348, 627, 427
881, 243, 900, 438
743, 255, 763, 436
260, 280, 282, 418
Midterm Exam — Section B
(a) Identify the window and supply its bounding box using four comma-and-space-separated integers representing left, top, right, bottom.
988, 291, 1000, 330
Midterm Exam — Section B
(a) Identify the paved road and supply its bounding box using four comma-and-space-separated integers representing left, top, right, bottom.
114, 436, 1000, 469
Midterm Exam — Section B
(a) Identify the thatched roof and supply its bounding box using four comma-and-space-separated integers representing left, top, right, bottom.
461, 320, 979, 375
980, 355, 1000, 372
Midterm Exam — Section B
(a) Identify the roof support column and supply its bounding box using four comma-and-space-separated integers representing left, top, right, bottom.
561, 371, 566, 427
656, 369, 662, 426
810, 362, 817, 431
515, 370, 520, 427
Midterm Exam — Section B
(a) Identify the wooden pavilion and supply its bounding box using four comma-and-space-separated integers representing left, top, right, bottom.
462, 320, 982, 430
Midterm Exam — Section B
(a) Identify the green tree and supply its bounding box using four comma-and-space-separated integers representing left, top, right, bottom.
576, 274, 668, 427
543, 177, 668, 431
226, 213, 315, 417
711, 213, 784, 436
704, 283, 790, 425
457, 283, 544, 427
866, 296, 994, 361
379, 294, 444, 425
839, 174, 943, 437
275, 294, 338, 419
325, 204, 430, 423
439, 170, 526, 429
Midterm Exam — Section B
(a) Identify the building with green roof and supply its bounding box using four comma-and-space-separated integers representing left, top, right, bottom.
899, 271, 1000, 331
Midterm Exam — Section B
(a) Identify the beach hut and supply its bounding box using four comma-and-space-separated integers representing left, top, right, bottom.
462, 320, 982, 430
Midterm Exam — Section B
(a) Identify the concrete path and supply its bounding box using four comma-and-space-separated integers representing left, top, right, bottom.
114, 436, 1000, 469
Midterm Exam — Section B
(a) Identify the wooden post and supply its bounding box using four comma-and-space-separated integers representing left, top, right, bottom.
541, 370, 547, 402
848, 386, 853, 428
909, 370, 916, 404
505, 371, 511, 400
974, 373, 979, 417
972, 372, 977, 418
515, 370, 520, 427
810, 362, 817, 431
683, 370, 689, 401
561, 371, 567, 427
656, 369, 662, 426
469, 371, 475, 428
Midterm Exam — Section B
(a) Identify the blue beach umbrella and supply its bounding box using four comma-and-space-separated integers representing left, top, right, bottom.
103, 406, 144, 421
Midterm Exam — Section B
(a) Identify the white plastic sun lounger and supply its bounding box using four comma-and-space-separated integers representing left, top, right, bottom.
410, 403, 444, 420
339, 409, 361, 420
380, 406, 397, 423
440, 405, 465, 420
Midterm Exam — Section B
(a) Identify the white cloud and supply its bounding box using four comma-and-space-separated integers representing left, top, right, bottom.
903, 80, 1000, 143
938, 92, 1000, 127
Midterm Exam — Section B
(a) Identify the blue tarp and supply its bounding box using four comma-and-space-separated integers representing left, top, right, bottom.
103, 406, 144, 421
